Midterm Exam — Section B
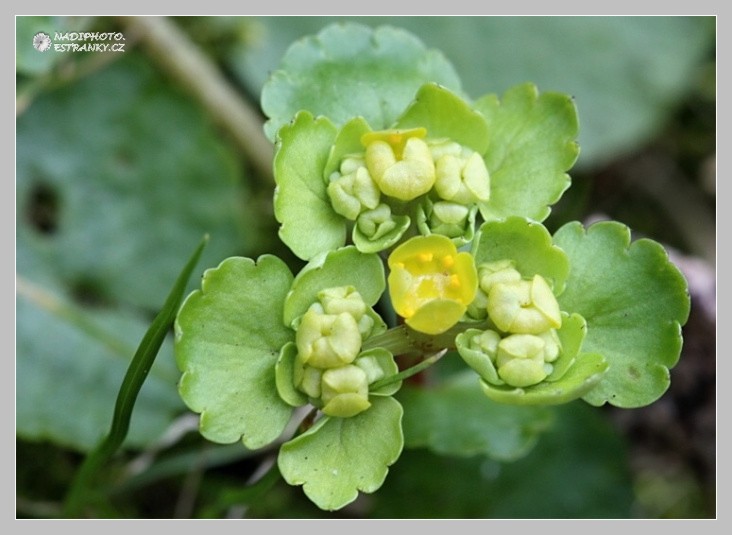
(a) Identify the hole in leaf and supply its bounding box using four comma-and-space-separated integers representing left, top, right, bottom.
26, 181, 60, 235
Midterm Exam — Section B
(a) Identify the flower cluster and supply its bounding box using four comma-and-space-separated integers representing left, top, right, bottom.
175, 25, 690, 509
280, 285, 398, 418
460, 261, 563, 387
326, 125, 490, 251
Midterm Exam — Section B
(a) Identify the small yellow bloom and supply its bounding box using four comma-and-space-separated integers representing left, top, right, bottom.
388, 235, 478, 335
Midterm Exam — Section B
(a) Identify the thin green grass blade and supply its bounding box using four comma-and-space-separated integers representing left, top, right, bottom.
63, 235, 208, 518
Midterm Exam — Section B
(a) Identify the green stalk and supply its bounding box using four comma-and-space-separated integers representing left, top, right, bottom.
369, 349, 447, 391
62, 235, 208, 518
362, 319, 489, 356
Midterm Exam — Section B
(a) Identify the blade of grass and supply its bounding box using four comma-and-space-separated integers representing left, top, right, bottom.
63, 235, 208, 518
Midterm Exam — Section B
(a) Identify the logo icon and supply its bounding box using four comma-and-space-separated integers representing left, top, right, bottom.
33, 32, 52, 52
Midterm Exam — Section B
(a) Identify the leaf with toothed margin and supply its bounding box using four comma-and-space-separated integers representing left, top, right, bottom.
273, 111, 345, 261
283, 246, 385, 328
474, 83, 579, 223
278, 396, 404, 511
472, 216, 570, 294
261, 22, 462, 141
174, 255, 295, 449
552, 220, 690, 408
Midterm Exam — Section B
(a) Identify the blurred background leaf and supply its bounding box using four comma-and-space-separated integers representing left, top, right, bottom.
232, 16, 714, 169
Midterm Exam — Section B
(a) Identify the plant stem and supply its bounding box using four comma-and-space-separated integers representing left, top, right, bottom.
369, 349, 447, 391
362, 319, 489, 356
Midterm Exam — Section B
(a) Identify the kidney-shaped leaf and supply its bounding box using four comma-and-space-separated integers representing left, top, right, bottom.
278, 396, 403, 511
175, 255, 295, 448
553, 221, 691, 408
475, 83, 579, 223
261, 22, 462, 141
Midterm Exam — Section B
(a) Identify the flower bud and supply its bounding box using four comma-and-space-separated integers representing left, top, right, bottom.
363, 129, 435, 201
320, 365, 371, 418
317, 286, 376, 339
356, 203, 399, 241
294, 362, 323, 399
539, 328, 562, 363
318, 286, 367, 319
326, 159, 380, 220
478, 260, 522, 295
433, 144, 490, 204
427, 201, 471, 239
495, 333, 551, 387
487, 274, 562, 334
296, 309, 362, 368
470, 329, 502, 358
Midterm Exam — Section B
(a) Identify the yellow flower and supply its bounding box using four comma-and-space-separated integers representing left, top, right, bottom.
388, 235, 478, 335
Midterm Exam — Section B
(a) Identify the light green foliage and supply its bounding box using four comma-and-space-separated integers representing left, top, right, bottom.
475, 83, 579, 223
278, 397, 404, 511
553, 221, 691, 407
261, 22, 462, 141
175, 256, 295, 448
283, 247, 385, 326
273, 111, 345, 261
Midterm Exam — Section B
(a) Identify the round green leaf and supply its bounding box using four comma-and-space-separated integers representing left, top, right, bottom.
261, 22, 462, 141
399, 370, 554, 461
553, 221, 691, 408
174, 255, 295, 448
474, 83, 579, 222
283, 246, 385, 327
278, 396, 404, 511
395, 83, 490, 153
472, 216, 570, 293
273, 110, 345, 261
